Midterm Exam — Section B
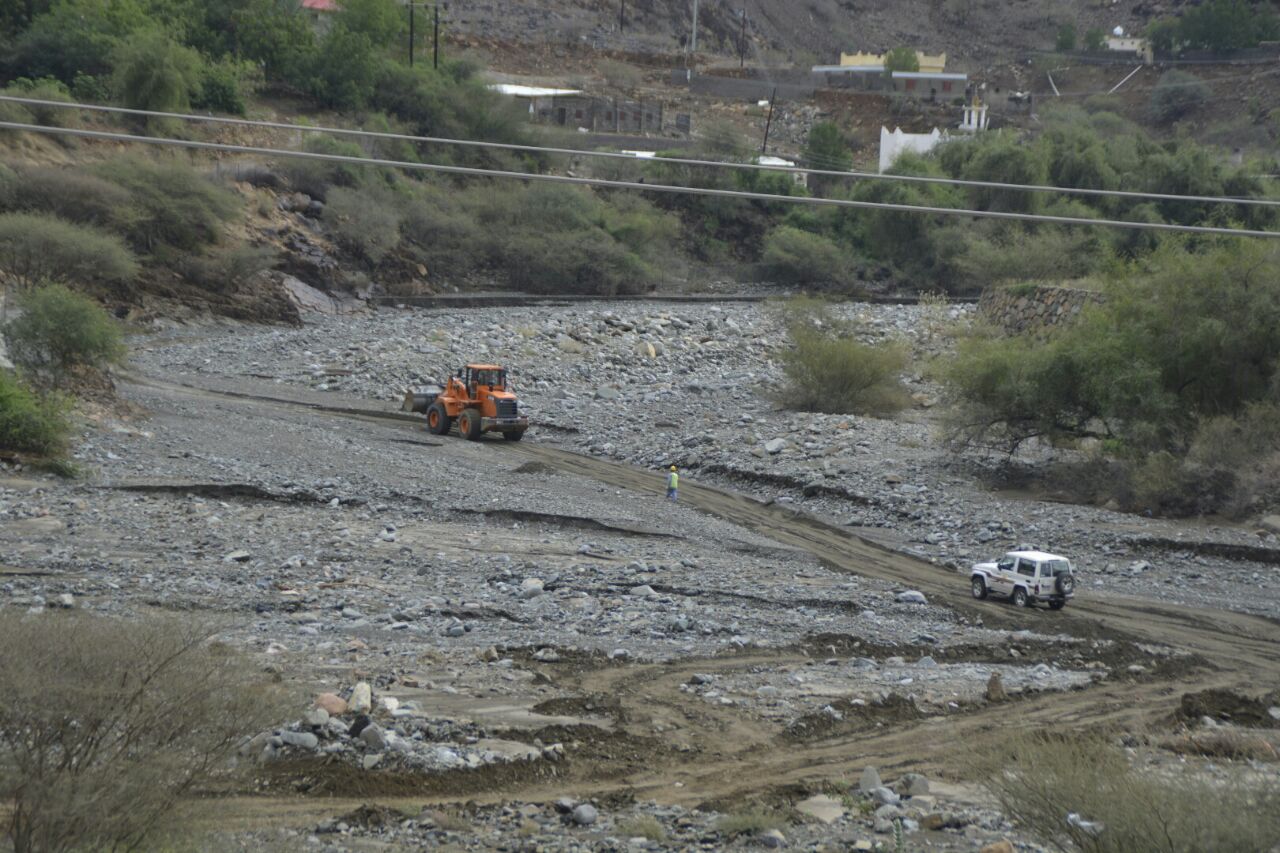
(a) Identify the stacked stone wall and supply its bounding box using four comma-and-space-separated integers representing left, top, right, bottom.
978, 285, 1104, 335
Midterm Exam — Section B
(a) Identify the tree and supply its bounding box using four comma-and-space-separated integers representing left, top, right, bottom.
110, 29, 204, 116
4, 283, 126, 375
803, 122, 851, 194
1083, 27, 1106, 50
883, 46, 920, 75
1148, 70, 1210, 122
1176, 0, 1277, 51
1146, 17, 1182, 56
1055, 22, 1077, 52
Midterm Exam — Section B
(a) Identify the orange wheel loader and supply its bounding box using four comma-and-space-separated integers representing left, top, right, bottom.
402, 364, 529, 441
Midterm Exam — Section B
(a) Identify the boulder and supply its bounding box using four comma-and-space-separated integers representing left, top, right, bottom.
986, 672, 1008, 702
349, 681, 373, 714
859, 765, 882, 794
316, 692, 348, 716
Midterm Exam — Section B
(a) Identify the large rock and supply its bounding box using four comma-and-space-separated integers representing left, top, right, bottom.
986, 672, 1008, 702
859, 765, 882, 794
571, 803, 597, 826
980, 841, 1014, 853
358, 724, 387, 750
764, 438, 786, 454
349, 682, 373, 714
316, 692, 348, 716
279, 730, 318, 750
896, 590, 928, 605
796, 794, 845, 824
1260, 515, 1280, 535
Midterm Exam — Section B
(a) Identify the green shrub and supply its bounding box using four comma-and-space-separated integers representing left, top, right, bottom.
1148, 70, 1210, 122
0, 166, 136, 231
0, 213, 138, 290
1083, 27, 1106, 50
883, 46, 920, 74
192, 58, 255, 115
1055, 22, 1077, 51
973, 732, 1280, 852
0, 371, 70, 457
400, 194, 486, 276
323, 186, 402, 265
0, 78, 76, 127
110, 29, 204, 119
4, 283, 126, 374
0, 611, 291, 853
279, 134, 369, 200
93, 156, 239, 251
760, 226, 854, 286
773, 301, 911, 415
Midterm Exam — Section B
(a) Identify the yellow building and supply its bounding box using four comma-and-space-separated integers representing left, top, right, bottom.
838, 50, 946, 73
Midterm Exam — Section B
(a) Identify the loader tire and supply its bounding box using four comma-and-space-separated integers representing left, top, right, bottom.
502, 429, 525, 442
426, 402, 452, 435
459, 408, 483, 441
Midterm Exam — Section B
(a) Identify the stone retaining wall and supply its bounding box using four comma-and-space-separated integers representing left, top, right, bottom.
978, 285, 1104, 335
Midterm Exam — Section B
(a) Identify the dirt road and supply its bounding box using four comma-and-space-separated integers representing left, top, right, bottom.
125, 374, 1280, 811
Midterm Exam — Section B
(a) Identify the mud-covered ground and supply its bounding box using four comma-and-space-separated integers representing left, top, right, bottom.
3, 299, 1279, 851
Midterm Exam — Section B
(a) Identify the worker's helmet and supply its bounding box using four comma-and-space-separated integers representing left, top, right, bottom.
670, 465, 677, 471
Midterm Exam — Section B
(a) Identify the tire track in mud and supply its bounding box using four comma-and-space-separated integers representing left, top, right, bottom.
124, 374, 1280, 805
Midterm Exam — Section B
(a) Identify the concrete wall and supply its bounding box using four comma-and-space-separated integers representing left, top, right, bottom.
978, 284, 1104, 335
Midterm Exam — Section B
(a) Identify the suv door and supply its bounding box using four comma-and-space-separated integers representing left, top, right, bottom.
1014, 558, 1036, 596
992, 556, 1016, 595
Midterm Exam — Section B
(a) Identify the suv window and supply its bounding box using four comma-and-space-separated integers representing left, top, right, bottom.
1016, 559, 1036, 577
997, 557, 1015, 572
1045, 559, 1070, 575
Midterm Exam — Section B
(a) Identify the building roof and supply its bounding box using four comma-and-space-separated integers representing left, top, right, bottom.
812, 64, 884, 73
300, 0, 339, 11
488, 84, 582, 97
891, 71, 967, 80
756, 155, 796, 167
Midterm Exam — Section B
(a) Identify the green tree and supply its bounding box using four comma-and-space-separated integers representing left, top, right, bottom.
110, 29, 204, 117
0, 371, 69, 458
883, 46, 920, 74
1146, 17, 1182, 55
1055, 22, 1077, 51
1147, 70, 1210, 122
803, 122, 851, 194
1177, 0, 1277, 51
1083, 27, 1106, 50
335, 0, 406, 46
4, 283, 126, 375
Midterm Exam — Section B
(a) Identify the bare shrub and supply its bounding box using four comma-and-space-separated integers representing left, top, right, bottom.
616, 815, 668, 843
715, 808, 784, 837
176, 245, 279, 292
0, 611, 290, 853
971, 732, 1280, 853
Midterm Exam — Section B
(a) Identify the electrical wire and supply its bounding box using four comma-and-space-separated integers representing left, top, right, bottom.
2, 120, 1276, 239
1, 94, 1276, 208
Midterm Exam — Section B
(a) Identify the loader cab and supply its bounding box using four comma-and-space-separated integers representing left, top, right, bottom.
464, 365, 506, 395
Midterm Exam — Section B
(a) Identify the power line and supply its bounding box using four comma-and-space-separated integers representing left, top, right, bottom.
2, 120, 1277, 239
2, 94, 1277, 208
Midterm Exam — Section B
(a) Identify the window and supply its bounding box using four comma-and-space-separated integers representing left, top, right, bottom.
1016, 559, 1036, 577
997, 557, 1015, 572
575, 110, 583, 119
905, 78, 916, 91
942, 80, 952, 93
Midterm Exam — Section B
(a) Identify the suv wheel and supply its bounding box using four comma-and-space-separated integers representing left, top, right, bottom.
1012, 587, 1030, 608
1048, 599, 1066, 610
971, 577, 988, 600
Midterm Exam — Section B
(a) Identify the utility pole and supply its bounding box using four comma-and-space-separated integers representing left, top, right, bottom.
620, 0, 625, 32
739, 8, 747, 68
761, 86, 776, 154
433, 4, 440, 69
408, 2, 415, 66
689, 0, 699, 56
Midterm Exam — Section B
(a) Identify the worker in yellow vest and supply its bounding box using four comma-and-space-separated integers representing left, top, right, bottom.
666, 465, 679, 502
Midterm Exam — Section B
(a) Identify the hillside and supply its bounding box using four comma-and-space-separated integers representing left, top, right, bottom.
447, 0, 1204, 66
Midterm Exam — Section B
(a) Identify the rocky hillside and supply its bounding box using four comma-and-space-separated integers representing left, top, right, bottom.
451, 0, 1201, 66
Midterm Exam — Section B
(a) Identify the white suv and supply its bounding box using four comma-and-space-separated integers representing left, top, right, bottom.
970, 550, 1076, 610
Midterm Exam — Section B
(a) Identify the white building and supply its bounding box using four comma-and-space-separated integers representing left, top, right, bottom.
879, 126, 946, 173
